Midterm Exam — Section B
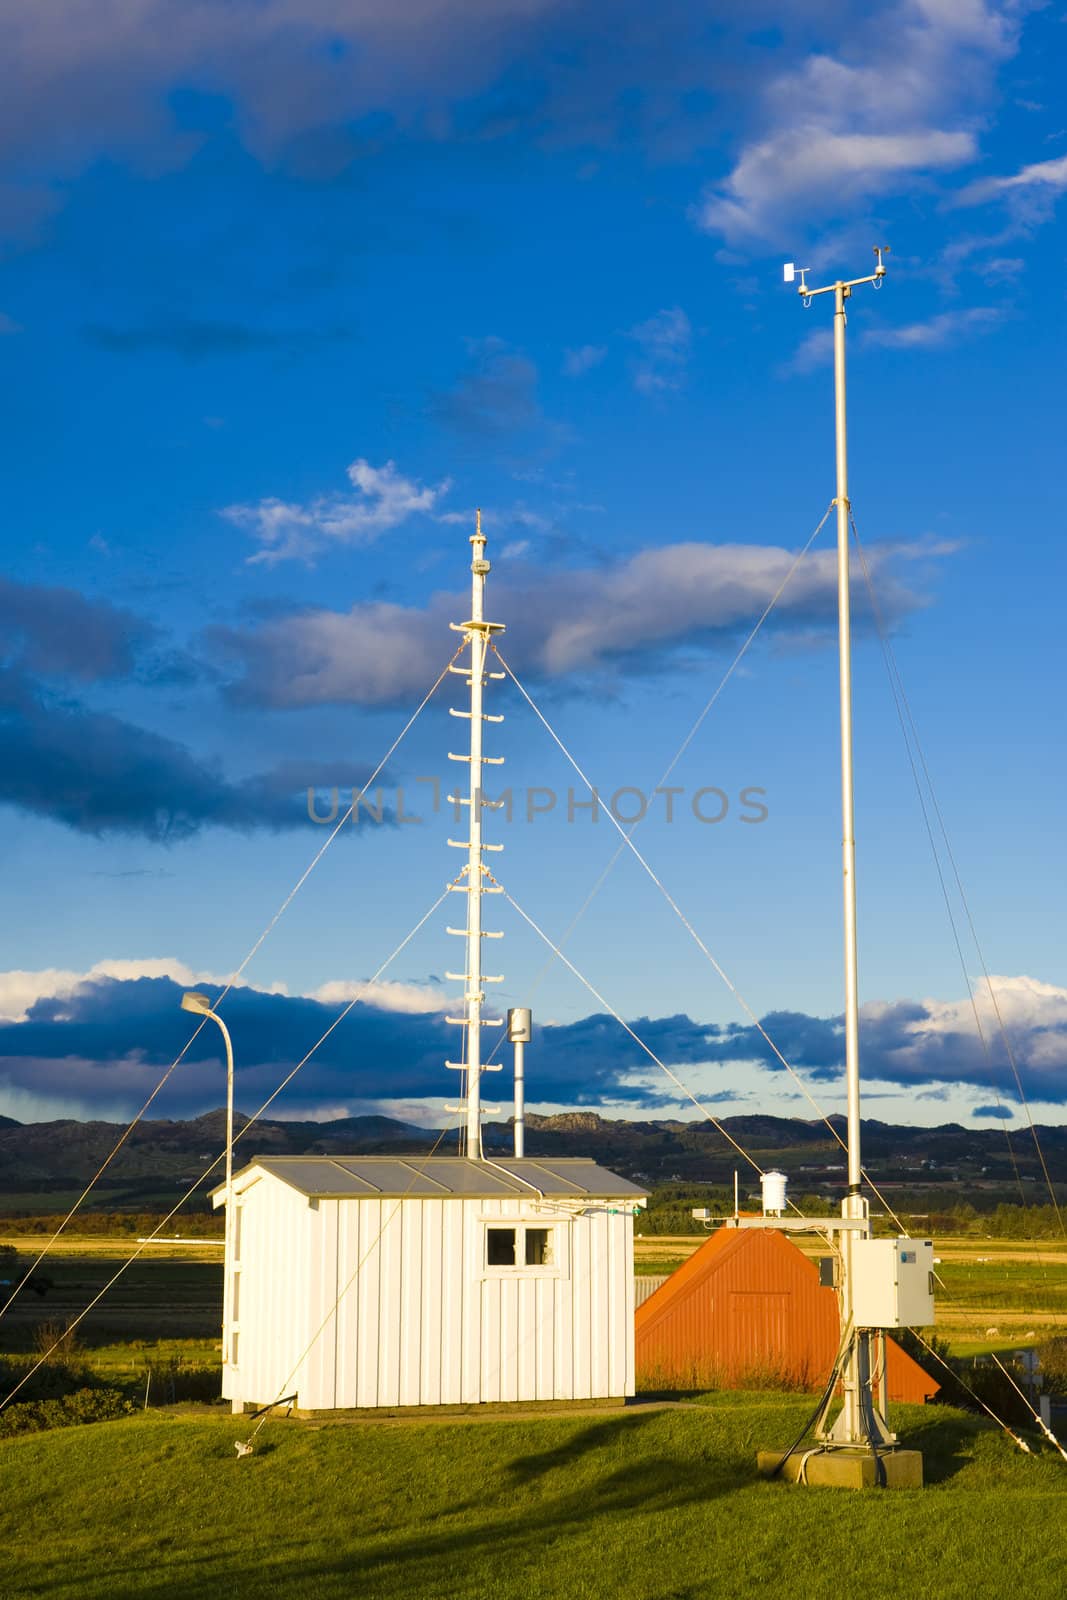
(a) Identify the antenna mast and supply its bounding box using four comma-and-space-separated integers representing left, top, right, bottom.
445, 511, 506, 1156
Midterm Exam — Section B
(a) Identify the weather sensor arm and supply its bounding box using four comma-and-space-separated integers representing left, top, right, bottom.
784, 248, 889, 306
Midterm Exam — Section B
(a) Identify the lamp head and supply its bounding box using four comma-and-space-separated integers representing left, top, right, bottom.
181, 990, 213, 1016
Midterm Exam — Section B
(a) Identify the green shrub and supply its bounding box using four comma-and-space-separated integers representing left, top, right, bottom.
1037, 1336, 1067, 1394
0, 1354, 97, 1403
144, 1360, 221, 1404
0, 1387, 133, 1439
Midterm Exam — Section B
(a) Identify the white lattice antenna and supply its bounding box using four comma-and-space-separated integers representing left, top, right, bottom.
444, 510, 506, 1155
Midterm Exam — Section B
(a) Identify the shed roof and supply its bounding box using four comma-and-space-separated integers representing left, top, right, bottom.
214, 1155, 647, 1203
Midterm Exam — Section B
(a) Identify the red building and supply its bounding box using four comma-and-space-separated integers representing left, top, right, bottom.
635, 1226, 939, 1401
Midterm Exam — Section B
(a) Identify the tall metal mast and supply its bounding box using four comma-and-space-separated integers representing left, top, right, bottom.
445, 511, 505, 1156
786, 248, 891, 1447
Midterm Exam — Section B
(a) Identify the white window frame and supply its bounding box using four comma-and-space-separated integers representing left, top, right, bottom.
479, 1218, 570, 1280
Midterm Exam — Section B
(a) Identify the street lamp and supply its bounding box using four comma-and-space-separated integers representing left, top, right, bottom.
181, 991, 235, 1366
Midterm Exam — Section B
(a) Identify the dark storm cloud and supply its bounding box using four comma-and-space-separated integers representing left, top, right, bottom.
0, 668, 390, 840
683, 994, 1067, 1105
0, 977, 685, 1118
0, 0, 766, 241
0, 577, 155, 682
1, 975, 1064, 1120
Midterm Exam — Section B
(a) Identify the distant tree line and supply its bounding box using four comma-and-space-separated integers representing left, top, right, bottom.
633, 1190, 1065, 1238
0, 1211, 224, 1238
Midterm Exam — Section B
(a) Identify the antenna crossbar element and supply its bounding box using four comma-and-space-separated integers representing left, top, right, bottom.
445, 508, 506, 1157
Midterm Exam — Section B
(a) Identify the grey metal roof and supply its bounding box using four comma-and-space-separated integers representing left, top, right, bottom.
221, 1155, 647, 1202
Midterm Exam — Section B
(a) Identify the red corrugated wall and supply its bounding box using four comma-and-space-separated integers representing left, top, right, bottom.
635, 1227, 938, 1401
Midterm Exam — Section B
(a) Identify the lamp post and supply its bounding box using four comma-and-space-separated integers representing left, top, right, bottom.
181, 991, 235, 1365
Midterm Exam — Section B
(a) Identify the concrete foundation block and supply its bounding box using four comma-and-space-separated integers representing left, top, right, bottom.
757, 1447, 924, 1490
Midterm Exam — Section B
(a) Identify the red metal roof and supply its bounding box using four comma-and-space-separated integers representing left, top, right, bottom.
635, 1226, 939, 1401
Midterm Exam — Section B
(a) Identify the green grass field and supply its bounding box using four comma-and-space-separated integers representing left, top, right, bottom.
1, 1233, 1065, 1598
0, 1253, 223, 1357
2, 1396, 1065, 1600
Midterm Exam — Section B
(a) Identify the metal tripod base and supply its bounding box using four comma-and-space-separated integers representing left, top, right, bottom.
755, 1324, 924, 1488
816, 1327, 896, 1449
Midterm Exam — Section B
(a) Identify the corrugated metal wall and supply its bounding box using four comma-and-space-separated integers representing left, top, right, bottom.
635, 1275, 670, 1307
634, 1228, 938, 1401
227, 1180, 636, 1410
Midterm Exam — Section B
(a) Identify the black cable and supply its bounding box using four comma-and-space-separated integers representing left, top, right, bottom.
857, 1334, 888, 1487
768, 1346, 849, 1478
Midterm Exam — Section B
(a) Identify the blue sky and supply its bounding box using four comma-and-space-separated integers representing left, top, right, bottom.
0, 0, 1064, 1132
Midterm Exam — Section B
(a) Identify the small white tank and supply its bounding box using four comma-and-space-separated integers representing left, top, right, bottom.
761, 1169, 788, 1216
507, 1007, 532, 1043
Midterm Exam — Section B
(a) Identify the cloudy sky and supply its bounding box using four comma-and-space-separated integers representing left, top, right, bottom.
0, 0, 1064, 1131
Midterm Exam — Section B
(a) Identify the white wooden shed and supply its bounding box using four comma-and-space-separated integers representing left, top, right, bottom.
213, 1154, 647, 1414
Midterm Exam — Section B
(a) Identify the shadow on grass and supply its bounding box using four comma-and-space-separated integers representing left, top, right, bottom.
18, 1413, 747, 1600
505, 1410, 666, 1484
898, 1408, 985, 1484
330, 1411, 742, 1594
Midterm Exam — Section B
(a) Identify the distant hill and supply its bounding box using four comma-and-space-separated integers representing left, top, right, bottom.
0, 1106, 1063, 1211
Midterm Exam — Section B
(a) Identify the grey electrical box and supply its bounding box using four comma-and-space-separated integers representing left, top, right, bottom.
818, 1256, 836, 1289
851, 1237, 935, 1328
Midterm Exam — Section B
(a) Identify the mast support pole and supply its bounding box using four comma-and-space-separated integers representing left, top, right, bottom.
789, 249, 891, 1451
834, 280, 863, 1202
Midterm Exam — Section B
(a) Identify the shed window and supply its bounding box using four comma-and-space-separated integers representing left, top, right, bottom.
486, 1227, 516, 1266
484, 1223, 557, 1272
525, 1228, 551, 1266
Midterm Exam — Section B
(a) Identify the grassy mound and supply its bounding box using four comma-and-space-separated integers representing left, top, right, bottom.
3, 1395, 1065, 1599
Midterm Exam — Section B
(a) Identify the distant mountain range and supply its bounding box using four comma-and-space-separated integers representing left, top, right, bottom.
0, 1108, 1063, 1210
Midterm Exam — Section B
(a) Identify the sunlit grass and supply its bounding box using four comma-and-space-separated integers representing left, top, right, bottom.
3, 1395, 1066, 1600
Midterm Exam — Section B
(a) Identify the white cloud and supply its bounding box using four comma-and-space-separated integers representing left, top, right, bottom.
697, 0, 1018, 245
627, 307, 691, 394
862, 305, 1003, 349
955, 152, 1067, 208
861, 974, 1067, 1093
216, 534, 950, 706
704, 130, 976, 245
222, 458, 451, 565
781, 327, 834, 376
217, 599, 443, 707
0, 959, 446, 1026
0, 959, 230, 1023
783, 306, 1002, 373
562, 344, 607, 377
310, 978, 448, 1014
